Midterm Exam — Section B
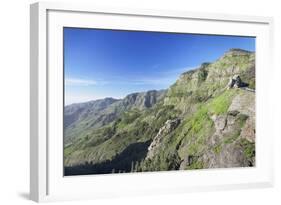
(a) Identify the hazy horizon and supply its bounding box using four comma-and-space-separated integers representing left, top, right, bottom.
64, 28, 255, 105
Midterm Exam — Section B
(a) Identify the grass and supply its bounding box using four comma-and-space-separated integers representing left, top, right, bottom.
117, 109, 141, 129
209, 90, 236, 115
176, 104, 215, 158
190, 105, 210, 133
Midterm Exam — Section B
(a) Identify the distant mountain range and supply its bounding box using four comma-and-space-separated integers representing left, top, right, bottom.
64, 48, 255, 175
64, 89, 166, 144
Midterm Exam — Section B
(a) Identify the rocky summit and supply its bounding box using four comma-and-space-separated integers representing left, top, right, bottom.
64, 48, 255, 175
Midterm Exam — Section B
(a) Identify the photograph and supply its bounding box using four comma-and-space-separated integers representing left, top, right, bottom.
63, 28, 256, 176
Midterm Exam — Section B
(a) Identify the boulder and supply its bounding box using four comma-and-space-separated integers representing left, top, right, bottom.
227, 74, 243, 89
211, 115, 227, 131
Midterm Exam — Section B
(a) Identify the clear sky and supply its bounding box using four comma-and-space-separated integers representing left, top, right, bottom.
64, 27, 255, 105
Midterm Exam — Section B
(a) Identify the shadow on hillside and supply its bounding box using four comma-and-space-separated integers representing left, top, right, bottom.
64, 140, 151, 176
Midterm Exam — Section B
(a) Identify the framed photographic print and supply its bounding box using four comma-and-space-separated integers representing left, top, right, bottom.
30, 2, 274, 202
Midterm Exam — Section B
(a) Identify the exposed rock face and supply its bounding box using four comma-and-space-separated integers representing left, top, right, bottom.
146, 118, 181, 160
240, 119, 255, 143
202, 90, 255, 168
228, 90, 255, 143
122, 90, 166, 110
227, 74, 252, 90
211, 115, 227, 131
228, 91, 255, 118
203, 141, 251, 168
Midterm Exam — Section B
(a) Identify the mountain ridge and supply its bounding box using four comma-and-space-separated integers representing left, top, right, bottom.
64, 89, 166, 144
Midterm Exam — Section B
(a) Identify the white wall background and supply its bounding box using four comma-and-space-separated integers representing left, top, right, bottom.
0, 0, 280, 204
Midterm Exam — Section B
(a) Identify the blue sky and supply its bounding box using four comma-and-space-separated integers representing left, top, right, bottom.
64, 28, 255, 105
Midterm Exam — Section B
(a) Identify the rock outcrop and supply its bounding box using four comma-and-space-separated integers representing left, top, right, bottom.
122, 90, 166, 110
227, 74, 242, 88
202, 90, 255, 168
227, 74, 249, 89
146, 118, 181, 160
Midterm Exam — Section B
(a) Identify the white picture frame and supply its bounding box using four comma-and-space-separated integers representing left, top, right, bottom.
30, 2, 274, 202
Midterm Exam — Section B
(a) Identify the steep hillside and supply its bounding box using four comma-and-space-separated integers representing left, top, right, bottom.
64, 89, 166, 145
64, 49, 255, 175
